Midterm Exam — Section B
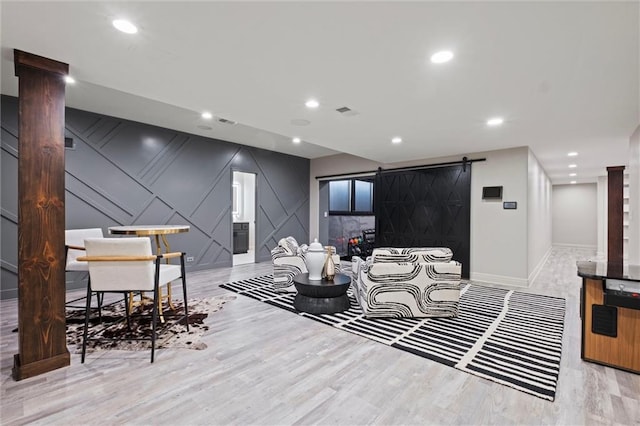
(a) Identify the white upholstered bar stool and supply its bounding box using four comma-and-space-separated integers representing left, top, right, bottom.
79, 237, 189, 363
65, 228, 104, 318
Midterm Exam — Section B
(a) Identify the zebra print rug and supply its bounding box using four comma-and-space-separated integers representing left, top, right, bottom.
220, 275, 566, 401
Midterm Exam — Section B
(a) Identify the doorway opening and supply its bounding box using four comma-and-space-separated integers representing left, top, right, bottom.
232, 171, 256, 265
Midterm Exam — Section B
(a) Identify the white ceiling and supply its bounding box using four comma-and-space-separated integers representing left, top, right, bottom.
1, 1, 638, 184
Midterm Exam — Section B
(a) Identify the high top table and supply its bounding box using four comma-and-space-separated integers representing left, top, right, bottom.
109, 225, 190, 315
109, 224, 189, 244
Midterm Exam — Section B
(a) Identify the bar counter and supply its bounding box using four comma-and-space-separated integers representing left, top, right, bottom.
576, 261, 640, 374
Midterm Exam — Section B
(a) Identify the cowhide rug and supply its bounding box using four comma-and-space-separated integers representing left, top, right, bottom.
65, 295, 236, 353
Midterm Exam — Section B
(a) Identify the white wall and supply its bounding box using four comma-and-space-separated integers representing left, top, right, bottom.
596, 176, 608, 258
552, 183, 597, 248
311, 146, 544, 286
629, 125, 640, 264
470, 147, 530, 286
527, 149, 553, 282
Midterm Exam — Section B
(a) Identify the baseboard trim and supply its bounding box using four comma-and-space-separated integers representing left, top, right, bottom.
528, 246, 552, 285
470, 272, 529, 288
552, 243, 597, 249
12, 351, 70, 381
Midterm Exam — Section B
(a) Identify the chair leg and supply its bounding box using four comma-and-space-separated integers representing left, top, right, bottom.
124, 292, 131, 331
151, 289, 157, 363
81, 282, 93, 363
182, 275, 189, 332
88, 276, 102, 323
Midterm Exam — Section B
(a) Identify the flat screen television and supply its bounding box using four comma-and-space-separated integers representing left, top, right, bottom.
482, 186, 503, 200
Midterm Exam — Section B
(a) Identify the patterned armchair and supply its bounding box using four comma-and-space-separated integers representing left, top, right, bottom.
370, 247, 454, 263
271, 237, 341, 293
351, 247, 461, 318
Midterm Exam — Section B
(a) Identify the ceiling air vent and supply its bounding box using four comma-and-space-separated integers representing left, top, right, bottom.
217, 117, 237, 125
336, 106, 359, 117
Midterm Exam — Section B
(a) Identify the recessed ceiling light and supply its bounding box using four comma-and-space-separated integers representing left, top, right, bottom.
486, 117, 504, 126
112, 19, 138, 34
391, 137, 402, 144
568, 164, 577, 168
64, 75, 75, 84
570, 181, 577, 184
292, 137, 301, 144
569, 173, 577, 177
197, 125, 213, 131
305, 99, 319, 109
430, 50, 454, 64
568, 152, 578, 157
201, 112, 213, 120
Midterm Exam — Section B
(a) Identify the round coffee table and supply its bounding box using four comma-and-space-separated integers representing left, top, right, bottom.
292, 273, 351, 314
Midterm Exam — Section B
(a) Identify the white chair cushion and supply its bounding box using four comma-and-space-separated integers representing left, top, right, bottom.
159, 264, 182, 284
66, 260, 89, 272
65, 228, 104, 270
85, 238, 156, 292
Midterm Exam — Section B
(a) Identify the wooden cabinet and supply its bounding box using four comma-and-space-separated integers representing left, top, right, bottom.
578, 261, 640, 373
233, 222, 249, 254
581, 278, 640, 373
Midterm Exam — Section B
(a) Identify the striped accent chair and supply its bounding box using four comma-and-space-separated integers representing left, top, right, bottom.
371, 247, 454, 263
351, 247, 461, 318
271, 237, 341, 293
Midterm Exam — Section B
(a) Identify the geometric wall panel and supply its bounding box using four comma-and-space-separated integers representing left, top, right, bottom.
132, 197, 175, 226
0, 95, 309, 299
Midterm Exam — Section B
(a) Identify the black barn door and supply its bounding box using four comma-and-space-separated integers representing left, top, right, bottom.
374, 164, 471, 278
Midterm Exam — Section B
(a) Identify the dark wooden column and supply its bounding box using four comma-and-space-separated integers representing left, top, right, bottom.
12, 50, 70, 381
607, 166, 625, 264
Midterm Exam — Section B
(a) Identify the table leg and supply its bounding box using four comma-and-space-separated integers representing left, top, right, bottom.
153, 235, 166, 323
160, 234, 176, 310
128, 292, 134, 314
128, 235, 159, 314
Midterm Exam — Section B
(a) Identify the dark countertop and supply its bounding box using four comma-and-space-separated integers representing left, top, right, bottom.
576, 261, 640, 282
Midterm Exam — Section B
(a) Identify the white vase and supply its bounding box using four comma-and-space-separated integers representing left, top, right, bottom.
306, 238, 325, 280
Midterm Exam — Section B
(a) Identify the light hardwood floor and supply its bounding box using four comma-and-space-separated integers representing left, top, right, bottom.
1, 247, 639, 425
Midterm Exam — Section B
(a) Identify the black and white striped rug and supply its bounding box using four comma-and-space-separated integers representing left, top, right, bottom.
220, 275, 565, 401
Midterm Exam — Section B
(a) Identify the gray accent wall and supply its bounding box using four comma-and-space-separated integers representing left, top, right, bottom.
1, 95, 309, 299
